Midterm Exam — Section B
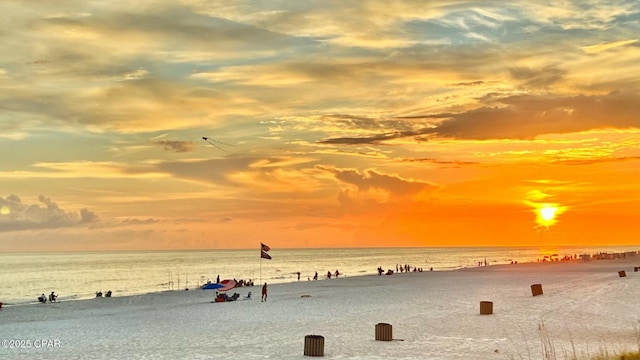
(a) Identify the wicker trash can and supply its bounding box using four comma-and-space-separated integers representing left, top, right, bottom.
480, 301, 493, 315
375, 323, 393, 341
619, 270, 626, 278
304, 335, 324, 357
531, 283, 543, 296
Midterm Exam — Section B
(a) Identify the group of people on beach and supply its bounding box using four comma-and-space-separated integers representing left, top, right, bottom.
37, 290, 116, 303
291, 270, 342, 281
95, 290, 112, 298
210, 274, 254, 287
37, 292, 57, 303
396, 264, 428, 272
326, 270, 340, 279
377, 265, 432, 275
300, 270, 341, 281
213, 282, 267, 302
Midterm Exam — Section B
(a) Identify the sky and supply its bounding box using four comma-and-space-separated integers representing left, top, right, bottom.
1, 0, 639, 251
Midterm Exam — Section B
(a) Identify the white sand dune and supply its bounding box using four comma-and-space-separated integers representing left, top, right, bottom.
1, 258, 639, 359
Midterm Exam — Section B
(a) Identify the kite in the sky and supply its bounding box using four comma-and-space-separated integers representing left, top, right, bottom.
202, 137, 233, 151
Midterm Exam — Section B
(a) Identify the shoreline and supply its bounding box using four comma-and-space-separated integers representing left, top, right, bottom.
5, 253, 638, 309
3, 246, 638, 307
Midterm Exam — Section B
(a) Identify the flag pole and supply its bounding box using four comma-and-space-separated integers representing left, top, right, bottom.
259, 251, 262, 286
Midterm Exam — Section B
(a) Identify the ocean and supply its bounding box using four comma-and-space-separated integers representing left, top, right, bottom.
1, 245, 638, 306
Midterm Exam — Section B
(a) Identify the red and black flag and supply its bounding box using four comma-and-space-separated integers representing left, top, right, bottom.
261, 243, 272, 260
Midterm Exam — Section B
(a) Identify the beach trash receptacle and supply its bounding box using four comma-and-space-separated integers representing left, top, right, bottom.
304, 335, 324, 357
480, 301, 493, 315
375, 323, 393, 341
531, 283, 543, 296
619, 270, 626, 277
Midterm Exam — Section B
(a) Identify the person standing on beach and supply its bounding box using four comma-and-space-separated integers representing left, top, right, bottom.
261, 282, 268, 302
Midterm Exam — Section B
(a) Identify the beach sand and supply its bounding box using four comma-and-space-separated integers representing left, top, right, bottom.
1, 258, 639, 359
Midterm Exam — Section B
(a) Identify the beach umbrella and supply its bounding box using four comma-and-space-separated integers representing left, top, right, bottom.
218, 279, 237, 291
202, 279, 237, 292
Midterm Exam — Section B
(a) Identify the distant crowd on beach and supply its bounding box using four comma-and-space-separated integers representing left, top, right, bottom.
234, 279, 254, 287
207, 275, 254, 288
377, 264, 431, 275
37, 289, 115, 303
203, 250, 640, 293
533, 251, 640, 263
292, 270, 343, 281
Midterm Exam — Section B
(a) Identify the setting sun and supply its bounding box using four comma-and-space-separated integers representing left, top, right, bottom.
539, 206, 557, 222
533, 203, 567, 229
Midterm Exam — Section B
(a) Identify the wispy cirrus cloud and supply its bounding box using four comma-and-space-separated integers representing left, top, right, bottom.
581, 39, 638, 54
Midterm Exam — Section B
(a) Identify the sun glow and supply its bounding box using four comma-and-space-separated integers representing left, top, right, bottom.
534, 203, 566, 228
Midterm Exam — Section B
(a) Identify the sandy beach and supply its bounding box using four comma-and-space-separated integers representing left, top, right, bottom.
1, 257, 639, 360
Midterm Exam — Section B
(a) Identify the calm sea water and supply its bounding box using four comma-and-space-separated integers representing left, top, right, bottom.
1, 246, 638, 306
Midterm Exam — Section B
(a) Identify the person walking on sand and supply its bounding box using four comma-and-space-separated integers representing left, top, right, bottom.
261, 282, 268, 302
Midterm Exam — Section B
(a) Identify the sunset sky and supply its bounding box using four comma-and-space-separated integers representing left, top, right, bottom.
1, 1, 639, 251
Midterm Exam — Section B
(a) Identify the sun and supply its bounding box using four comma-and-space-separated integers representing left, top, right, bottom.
533, 203, 566, 228
539, 206, 557, 222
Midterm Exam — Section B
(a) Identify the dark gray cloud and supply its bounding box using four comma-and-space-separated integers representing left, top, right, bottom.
400, 158, 479, 166
0, 194, 99, 232
119, 218, 160, 226
552, 156, 640, 166
152, 140, 195, 153
436, 91, 640, 139
317, 166, 436, 197
455, 81, 485, 87
319, 128, 434, 145
319, 91, 640, 144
